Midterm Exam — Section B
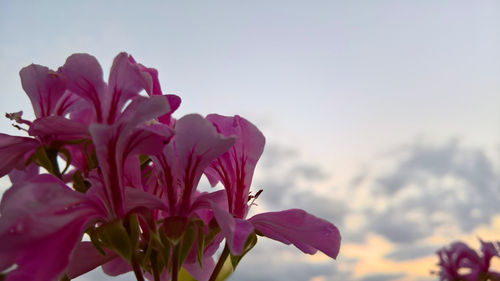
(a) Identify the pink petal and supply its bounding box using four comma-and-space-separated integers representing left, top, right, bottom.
0, 175, 99, 281
0, 175, 96, 244
158, 95, 181, 126
122, 157, 142, 189
183, 256, 215, 281
102, 256, 131, 276
190, 190, 228, 216
0, 133, 38, 177
8, 163, 39, 185
20, 64, 66, 118
4, 218, 90, 281
118, 95, 171, 133
65, 143, 92, 172
66, 242, 117, 278
29, 116, 88, 138
124, 187, 167, 214
211, 203, 254, 255
249, 209, 341, 259
135, 61, 163, 96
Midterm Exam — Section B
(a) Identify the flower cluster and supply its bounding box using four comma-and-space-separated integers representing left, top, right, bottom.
434, 239, 500, 281
0, 53, 341, 281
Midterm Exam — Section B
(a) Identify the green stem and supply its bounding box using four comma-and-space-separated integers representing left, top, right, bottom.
208, 244, 230, 281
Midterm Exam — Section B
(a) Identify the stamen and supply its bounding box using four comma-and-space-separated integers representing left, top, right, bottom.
249, 189, 263, 207
6, 111, 32, 127
11, 124, 28, 132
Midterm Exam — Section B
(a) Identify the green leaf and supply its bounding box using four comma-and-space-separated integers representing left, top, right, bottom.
204, 218, 221, 247
215, 255, 234, 281
178, 267, 196, 281
97, 220, 132, 261
59, 275, 70, 281
72, 171, 90, 193
87, 228, 106, 256
127, 214, 140, 251
159, 231, 172, 270
143, 232, 161, 269
178, 225, 195, 266
33, 147, 54, 174
196, 224, 205, 268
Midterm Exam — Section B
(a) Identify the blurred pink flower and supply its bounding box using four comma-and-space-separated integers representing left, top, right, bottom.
436, 239, 500, 281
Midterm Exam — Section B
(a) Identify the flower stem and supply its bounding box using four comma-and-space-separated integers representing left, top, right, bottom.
131, 254, 145, 281
208, 244, 230, 281
171, 244, 180, 281
151, 251, 161, 281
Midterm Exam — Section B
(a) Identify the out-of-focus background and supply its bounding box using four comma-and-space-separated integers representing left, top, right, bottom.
1, 1, 499, 280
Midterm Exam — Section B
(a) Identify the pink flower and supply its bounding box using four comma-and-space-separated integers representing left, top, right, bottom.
0, 52, 343, 281
1, 52, 180, 178
152, 114, 235, 216
89, 95, 172, 218
204, 115, 341, 258
0, 63, 80, 177
0, 53, 178, 280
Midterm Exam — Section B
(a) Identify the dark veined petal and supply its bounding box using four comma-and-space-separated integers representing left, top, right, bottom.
204, 114, 265, 218
105, 53, 153, 124
172, 114, 235, 214
59, 53, 106, 123
89, 96, 172, 217
20, 64, 67, 118
249, 209, 341, 259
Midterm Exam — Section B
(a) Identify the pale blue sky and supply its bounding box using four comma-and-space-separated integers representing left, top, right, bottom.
1, 1, 500, 280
